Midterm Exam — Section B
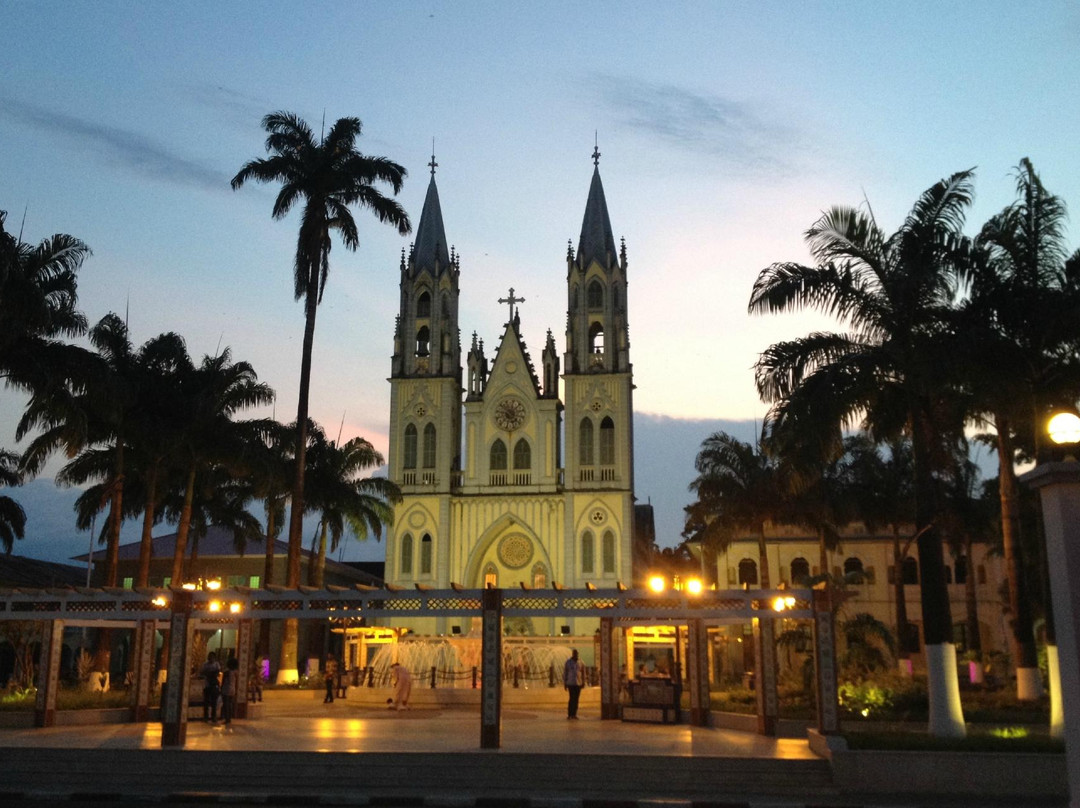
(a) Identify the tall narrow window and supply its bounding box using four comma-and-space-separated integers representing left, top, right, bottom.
416, 326, 430, 356
484, 563, 498, 589
587, 280, 604, 310
403, 425, 417, 469
416, 291, 431, 318
532, 563, 547, 590
790, 557, 810, 585
588, 322, 604, 354
599, 417, 615, 465
422, 423, 437, 468
490, 439, 507, 470
400, 534, 413, 575
420, 534, 433, 575
738, 558, 758, 585
602, 530, 616, 574
581, 531, 595, 574
579, 419, 594, 465
513, 438, 531, 469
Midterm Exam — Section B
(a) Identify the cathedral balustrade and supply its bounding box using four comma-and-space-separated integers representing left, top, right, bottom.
579, 468, 595, 482
512, 472, 531, 485
402, 471, 417, 485
421, 472, 438, 486
450, 471, 464, 489
599, 466, 617, 481
489, 472, 508, 486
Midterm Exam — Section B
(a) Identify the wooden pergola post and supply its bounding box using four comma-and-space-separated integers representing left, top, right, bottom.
234, 617, 254, 719
131, 618, 157, 722
33, 619, 64, 728
812, 589, 840, 734
161, 590, 194, 748
599, 617, 619, 719
480, 588, 502, 749
753, 614, 779, 736
687, 618, 710, 726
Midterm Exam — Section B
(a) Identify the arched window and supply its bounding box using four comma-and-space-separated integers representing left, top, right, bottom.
483, 563, 498, 589
581, 531, 595, 574
420, 534, 433, 575
579, 419, 594, 465
599, 417, 615, 465
400, 534, 413, 575
490, 439, 507, 470
902, 557, 919, 585
403, 424, 417, 469
416, 326, 430, 356
587, 280, 604, 310
602, 530, 616, 574
790, 557, 810, 585
532, 563, 547, 590
588, 322, 604, 355
843, 557, 864, 579
422, 423, 437, 468
513, 438, 531, 470
416, 291, 431, 318
738, 558, 758, 585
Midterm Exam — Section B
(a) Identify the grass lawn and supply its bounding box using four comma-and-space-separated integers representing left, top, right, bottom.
843, 728, 1064, 753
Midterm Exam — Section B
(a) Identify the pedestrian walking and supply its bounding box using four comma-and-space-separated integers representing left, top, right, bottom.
563, 648, 585, 719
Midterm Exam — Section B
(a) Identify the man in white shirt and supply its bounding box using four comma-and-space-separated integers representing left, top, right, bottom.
563, 648, 585, 719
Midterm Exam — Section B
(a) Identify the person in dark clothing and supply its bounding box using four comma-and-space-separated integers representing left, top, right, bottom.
200, 652, 221, 723
563, 648, 585, 719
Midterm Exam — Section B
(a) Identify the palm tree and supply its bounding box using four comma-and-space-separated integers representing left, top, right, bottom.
749, 170, 976, 736
302, 423, 400, 588
232, 112, 411, 680
0, 451, 26, 553
0, 209, 91, 394
964, 158, 1080, 700
167, 348, 275, 585
684, 430, 788, 588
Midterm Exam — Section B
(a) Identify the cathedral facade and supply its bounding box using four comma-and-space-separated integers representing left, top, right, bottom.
384, 153, 635, 636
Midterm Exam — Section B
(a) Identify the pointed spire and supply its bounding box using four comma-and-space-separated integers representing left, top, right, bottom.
411, 165, 451, 276
577, 143, 617, 271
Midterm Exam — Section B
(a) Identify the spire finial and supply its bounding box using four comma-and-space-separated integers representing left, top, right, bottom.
498, 287, 525, 322
428, 138, 438, 177
592, 131, 600, 167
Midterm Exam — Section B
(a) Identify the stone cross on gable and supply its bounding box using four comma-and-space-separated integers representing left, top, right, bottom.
498, 288, 525, 321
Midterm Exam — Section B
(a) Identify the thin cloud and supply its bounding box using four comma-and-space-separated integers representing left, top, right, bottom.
0, 94, 227, 192
591, 74, 800, 176
184, 83, 274, 131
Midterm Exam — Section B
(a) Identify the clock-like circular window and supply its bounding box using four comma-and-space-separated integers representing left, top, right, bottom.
493, 397, 526, 431
498, 534, 533, 569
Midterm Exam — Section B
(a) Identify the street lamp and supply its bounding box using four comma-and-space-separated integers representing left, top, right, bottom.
1020, 411, 1080, 807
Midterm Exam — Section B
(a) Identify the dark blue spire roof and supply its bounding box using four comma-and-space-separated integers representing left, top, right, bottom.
576, 166, 617, 270
412, 175, 450, 276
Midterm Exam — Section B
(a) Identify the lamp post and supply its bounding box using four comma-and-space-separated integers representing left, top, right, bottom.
1019, 410, 1080, 807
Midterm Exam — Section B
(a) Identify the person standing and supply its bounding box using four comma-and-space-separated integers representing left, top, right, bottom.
221, 657, 239, 727
563, 648, 585, 719
324, 653, 338, 704
390, 662, 412, 710
200, 652, 221, 723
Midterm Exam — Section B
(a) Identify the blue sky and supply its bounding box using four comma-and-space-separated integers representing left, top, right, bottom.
2, 1, 1079, 564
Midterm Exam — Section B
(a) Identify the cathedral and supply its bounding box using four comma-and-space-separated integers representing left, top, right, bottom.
383, 150, 636, 636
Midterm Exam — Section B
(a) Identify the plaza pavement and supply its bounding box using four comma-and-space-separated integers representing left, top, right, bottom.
0, 695, 1067, 808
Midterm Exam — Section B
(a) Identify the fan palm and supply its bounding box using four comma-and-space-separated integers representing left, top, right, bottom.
232, 112, 410, 680
302, 423, 400, 587
749, 170, 976, 736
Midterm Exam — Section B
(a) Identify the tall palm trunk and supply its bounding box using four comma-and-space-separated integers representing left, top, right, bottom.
911, 409, 965, 737
817, 527, 828, 581
756, 522, 770, 588
170, 466, 198, 584
960, 535, 981, 654
135, 465, 159, 587
892, 528, 911, 665
313, 521, 327, 588
279, 255, 321, 684
994, 416, 1040, 698
105, 442, 125, 587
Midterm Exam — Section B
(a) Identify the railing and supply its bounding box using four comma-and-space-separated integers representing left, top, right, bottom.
579, 466, 617, 482
402, 471, 437, 486
403, 471, 417, 485
489, 472, 507, 486
579, 468, 594, 482
599, 466, 616, 481
513, 472, 531, 485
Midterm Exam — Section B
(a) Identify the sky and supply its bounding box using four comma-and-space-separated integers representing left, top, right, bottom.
2, 1, 1079, 566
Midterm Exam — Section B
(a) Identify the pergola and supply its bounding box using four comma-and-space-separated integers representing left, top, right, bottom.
0, 584, 841, 748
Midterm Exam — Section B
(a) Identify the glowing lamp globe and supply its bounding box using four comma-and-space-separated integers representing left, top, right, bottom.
1048, 411, 1080, 445
647, 575, 666, 593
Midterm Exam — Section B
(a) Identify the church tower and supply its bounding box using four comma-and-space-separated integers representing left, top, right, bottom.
562, 145, 635, 585
387, 152, 461, 587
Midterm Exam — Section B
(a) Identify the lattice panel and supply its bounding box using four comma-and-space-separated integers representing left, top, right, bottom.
12, 601, 61, 612
562, 597, 618, 611
427, 597, 482, 610
122, 600, 159, 612
626, 598, 681, 610
503, 596, 558, 611
251, 600, 303, 611
383, 598, 422, 611
65, 601, 105, 613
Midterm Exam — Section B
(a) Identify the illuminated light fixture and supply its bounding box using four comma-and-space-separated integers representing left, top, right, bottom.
181, 583, 197, 591
772, 597, 787, 612
229, 602, 242, 614
205, 579, 222, 591
685, 578, 703, 596
151, 596, 168, 608
1048, 411, 1080, 445
785, 596, 796, 609
208, 600, 222, 612
648, 575, 666, 593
